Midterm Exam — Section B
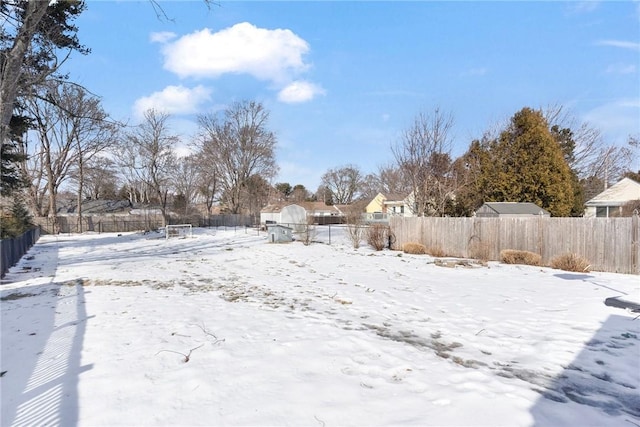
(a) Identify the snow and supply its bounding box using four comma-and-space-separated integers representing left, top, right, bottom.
1, 227, 639, 427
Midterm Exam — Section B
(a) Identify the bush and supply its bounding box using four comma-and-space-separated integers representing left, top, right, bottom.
403, 242, 427, 255
346, 224, 365, 249
469, 241, 491, 262
366, 224, 389, 251
550, 253, 591, 272
1, 197, 33, 239
500, 249, 542, 266
427, 246, 446, 257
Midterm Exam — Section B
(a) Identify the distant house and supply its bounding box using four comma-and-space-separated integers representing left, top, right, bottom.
365, 192, 414, 221
584, 178, 640, 218
475, 202, 550, 218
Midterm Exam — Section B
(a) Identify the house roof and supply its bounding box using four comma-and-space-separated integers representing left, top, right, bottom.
260, 202, 342, 214
585, 178, 640, 207
480, 202, 550, 216
383, 193, 408, 202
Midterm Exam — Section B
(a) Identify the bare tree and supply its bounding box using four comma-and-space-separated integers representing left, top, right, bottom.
196, 100, 278, 214
82, 156, 119, 200
0, 1, 87, 151
193, 151, 218, 215
172, 155, 200, 215
392, 108, 455, 216
320, 164, 363, 205
117, 109, 178, 225
544, 104, 632, 187
22, 81, 117, 229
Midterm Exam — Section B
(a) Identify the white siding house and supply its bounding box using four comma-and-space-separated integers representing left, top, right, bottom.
584, 178, 640, 217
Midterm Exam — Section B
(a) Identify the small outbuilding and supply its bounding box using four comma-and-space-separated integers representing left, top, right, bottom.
267, 224, 293, 243
475, 202, 551, 218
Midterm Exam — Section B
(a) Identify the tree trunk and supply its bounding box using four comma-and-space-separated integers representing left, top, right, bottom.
0, 1, 50, 148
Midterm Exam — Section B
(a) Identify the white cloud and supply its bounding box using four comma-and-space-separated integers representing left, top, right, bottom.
277, 81, 325, 103
150, 31, 177, 44
605, 63, 637, 74
583, 98, 640, 143
133, 85, 212, 118
161, 22, 310, 82
596, 39, 640, 51
567, 1, 600, 14
461, 67, 488, 77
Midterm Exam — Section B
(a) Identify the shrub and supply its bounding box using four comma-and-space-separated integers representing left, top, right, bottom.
366, 224, 389, 251
469, 241, 491, 262
346, 223, 365, 249
403, 242, 427, 255
500, 249, 542, 266
550, 253, 591, 272
427, 246, 446, 257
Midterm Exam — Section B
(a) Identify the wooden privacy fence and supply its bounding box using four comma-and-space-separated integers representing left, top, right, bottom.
390, 216, 640, 274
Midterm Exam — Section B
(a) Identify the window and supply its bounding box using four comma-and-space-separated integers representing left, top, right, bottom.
596, 207, 608, 217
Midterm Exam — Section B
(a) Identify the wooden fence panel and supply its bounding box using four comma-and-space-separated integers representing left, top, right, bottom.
390, 216, 640, 274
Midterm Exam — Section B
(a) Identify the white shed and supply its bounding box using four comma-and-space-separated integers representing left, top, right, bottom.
267, 224, 293, 243
260, 203, 307, 227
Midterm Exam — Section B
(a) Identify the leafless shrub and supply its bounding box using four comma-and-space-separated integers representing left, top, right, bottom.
367, 224, 389, 251
298, 221, 317, 246
344, 205, 366, 249
346, 224, 365, 249
621, 199, 640, 217
403, 242, 427, 255
427, 246, 446, 257
550, 253, 591, 272
469, 241, 491, 262
500, 249, 542, 266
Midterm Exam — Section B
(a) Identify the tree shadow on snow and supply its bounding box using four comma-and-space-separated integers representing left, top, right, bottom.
529, 314, 640, 426
1, 238, 92, 426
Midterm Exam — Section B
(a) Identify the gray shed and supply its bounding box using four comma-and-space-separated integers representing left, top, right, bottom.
475, 202, 550, 218
267, 224, 293, 243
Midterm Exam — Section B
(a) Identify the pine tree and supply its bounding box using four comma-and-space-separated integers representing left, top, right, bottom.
481, 108, 575, 216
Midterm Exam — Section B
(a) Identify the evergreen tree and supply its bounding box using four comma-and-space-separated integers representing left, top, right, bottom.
1, 196, 33, 239
480, 108, 575, 216
1, 113, 28, 196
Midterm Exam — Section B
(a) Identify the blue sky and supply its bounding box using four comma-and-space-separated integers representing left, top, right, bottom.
66, 1, 640, 190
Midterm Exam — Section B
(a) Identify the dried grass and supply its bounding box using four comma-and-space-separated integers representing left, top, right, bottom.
550, 253, 591, 272
469, 241, 491, 262
402, 242, 427, 255
427, 246, 446, 257
500, 249, 542, 266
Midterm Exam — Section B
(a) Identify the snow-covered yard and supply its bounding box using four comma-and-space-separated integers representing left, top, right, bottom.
1, 227, 639, 426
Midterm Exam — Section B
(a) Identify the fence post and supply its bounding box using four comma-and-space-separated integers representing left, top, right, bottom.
632, 211, 639, 274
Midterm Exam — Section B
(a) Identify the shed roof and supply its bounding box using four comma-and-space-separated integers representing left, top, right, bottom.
481, 202, 550, 215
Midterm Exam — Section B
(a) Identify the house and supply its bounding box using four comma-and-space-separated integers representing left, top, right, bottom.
266, 224, 293, 243
475, 202, 550, 218
584, 178, 640, 218
365, 193, 414, 221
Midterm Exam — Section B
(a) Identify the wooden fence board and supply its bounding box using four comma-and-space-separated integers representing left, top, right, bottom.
390, 216, 640, 274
